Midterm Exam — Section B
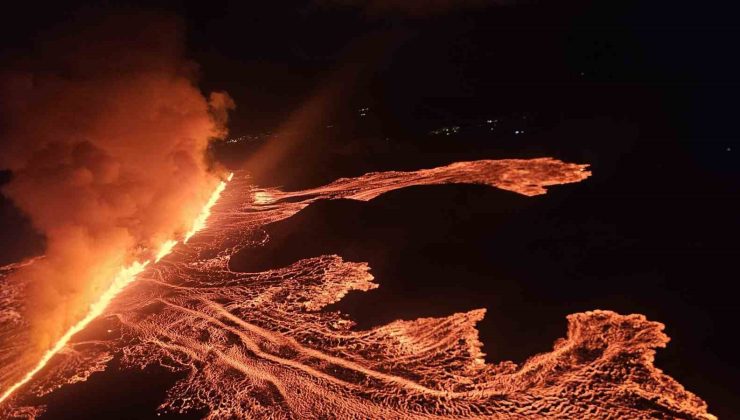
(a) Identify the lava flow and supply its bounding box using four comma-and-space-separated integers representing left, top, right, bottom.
184, 173, 235, 244
0, 160, 715, 419
0, 173, 234, 406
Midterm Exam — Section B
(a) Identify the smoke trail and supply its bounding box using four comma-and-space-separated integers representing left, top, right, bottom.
0, 11, 233, 383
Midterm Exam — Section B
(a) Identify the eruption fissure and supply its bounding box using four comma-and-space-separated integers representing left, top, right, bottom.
0, 173, 234, 405
184, 173, 234, 244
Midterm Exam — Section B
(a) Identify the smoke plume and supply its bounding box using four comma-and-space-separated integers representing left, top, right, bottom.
0, 12, 233, 356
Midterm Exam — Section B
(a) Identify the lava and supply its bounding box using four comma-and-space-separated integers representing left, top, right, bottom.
155, 240, 179, 263
0, 260, 149, 404
184, 173, 234, 244
0, 173, 234, 406
0, 159, 716, 419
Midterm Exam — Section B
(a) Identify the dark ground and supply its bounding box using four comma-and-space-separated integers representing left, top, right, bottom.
1, 1, 739, 418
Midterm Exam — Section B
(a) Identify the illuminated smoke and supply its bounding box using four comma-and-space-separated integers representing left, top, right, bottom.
0, 11, 233, 393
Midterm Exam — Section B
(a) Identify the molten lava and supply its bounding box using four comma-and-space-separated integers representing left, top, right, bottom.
0, 173, 234, 405
0, 261, 149, 404
184, 173, 234, 244
155, 240, 179, 263
0, 160, 715, 419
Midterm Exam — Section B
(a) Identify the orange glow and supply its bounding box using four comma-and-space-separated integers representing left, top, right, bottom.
252, 190, 274, 205
184, 173, 233, 243
0, 174, 234, 404
0, 160, 715, 419
155, 239, 178, 263
0, 260, 148, 404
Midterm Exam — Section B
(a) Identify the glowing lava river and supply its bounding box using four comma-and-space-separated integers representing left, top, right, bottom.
0, 159, 715, 419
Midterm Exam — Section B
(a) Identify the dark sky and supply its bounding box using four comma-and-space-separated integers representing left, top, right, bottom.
1, 1, 739, 418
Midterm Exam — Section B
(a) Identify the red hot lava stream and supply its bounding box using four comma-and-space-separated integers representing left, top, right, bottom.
0, 173, 234, 405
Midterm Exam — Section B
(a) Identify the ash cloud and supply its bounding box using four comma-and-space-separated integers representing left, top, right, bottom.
0, 12, 233, 355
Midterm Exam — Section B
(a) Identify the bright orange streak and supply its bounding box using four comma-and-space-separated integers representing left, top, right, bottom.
183, 173, 233, 243
0, 173, 234, 404
155, 239, 178, 262
0, 260, 149, 404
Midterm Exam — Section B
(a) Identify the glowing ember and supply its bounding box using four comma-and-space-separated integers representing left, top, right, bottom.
0, 174, 234, 405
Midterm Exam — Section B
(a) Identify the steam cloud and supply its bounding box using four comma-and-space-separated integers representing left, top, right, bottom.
0, 12, 233, 357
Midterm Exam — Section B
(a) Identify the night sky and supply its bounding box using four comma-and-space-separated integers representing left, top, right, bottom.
1, 1, 739, 418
